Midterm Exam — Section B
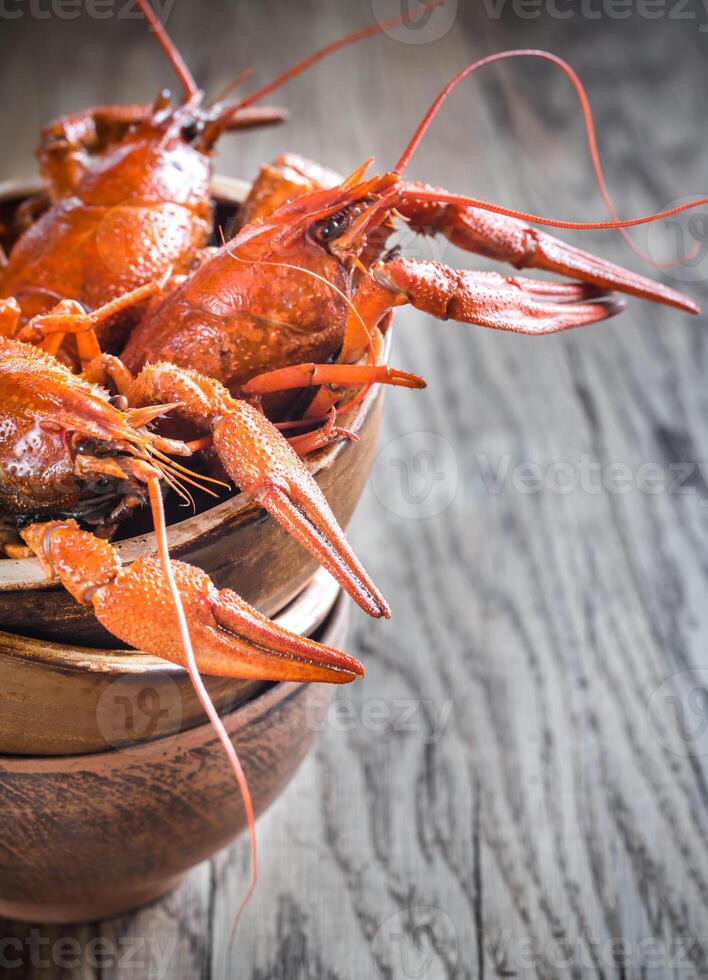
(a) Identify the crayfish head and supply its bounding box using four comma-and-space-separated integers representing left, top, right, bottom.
72, 93, 213, 216
310, 169, 401, 266
254, 163, 400, 271
149, 89, 213, 148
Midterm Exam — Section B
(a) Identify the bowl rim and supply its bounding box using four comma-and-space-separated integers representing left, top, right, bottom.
0, 567, 340, 676
0, 175, 385, 592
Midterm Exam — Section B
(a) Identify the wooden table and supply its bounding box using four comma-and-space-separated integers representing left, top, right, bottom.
1, 2, 706, 976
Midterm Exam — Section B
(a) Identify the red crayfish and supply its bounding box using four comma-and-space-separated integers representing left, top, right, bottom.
0, 0, 413, 356
122, 52, 699, 433
2, 27, 705, 917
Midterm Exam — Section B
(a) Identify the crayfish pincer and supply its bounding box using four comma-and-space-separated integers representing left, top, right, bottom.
0, 336, 365, 682
121, 51, 705, 436
0, 303, 390, 619
20, 521, 362, 684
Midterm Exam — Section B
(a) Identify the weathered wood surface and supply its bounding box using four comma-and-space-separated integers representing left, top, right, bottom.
1, 1, 707, 976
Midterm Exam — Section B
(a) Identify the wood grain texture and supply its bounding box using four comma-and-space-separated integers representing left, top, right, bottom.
0, 1, 707, 976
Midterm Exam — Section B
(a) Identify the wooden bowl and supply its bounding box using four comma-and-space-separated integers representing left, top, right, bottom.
0, 593, 347, 924
0, 568, 339, 757
0, 177, 385, 645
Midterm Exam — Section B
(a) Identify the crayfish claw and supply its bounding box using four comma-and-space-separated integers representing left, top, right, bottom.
443, 204, 700, 315
91, 554, 363, 683
257, 483, 391, 620
210, 400, 390, 619
376, 258, 626, 336
21, 520, 363, 684
208, 588, 364, 683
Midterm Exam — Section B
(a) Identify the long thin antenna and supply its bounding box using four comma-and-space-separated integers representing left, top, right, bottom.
134, 0, 199, 100
147, 478, 257, 931
206, 1, 445, 138
394, 48, 699, 268
404, 187, 708, 233
213, 66, 255, 105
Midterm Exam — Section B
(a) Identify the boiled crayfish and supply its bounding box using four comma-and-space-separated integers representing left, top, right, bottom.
30, 47, 699, 641
3, 29, 707, 917
0, 275, 391, 618
1, 334, 368, 683
0, 0, 414, 356
0, 0, 433, 624
121, 53, 700, 438
4, 41, 704, 684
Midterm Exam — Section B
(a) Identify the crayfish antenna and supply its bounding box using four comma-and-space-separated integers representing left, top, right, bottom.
392, 48, 706, 302
213, 66, 255, 104
134, 0, 199, 100
146, 478, 257, 930
200, 1, 445, 147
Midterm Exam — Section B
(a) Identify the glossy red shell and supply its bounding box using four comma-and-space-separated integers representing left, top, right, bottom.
1, 120, 212, 351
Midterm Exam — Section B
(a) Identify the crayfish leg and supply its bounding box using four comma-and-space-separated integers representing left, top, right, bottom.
241, 361, 425, 396
16, 278, 169, 366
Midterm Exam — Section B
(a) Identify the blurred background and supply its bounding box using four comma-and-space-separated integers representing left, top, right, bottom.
1, 2, 707, 978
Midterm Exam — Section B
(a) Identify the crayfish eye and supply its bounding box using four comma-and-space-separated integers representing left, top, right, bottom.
182, 120, 206, 143
314, 210, 351, 248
